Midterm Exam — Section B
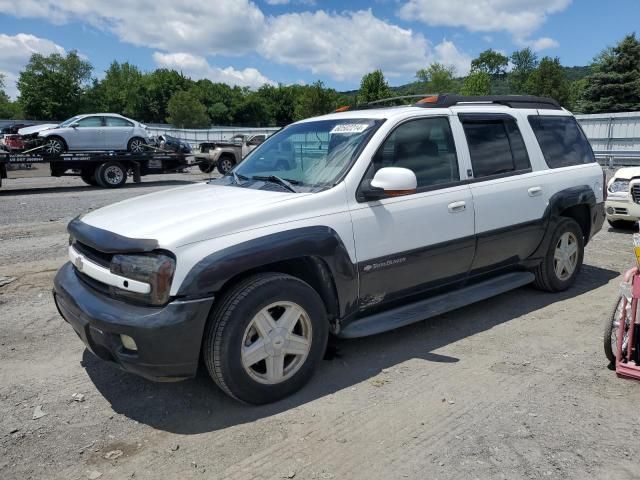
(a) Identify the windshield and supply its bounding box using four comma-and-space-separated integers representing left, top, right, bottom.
232, 118, 382, 192
59, 115, 82, 127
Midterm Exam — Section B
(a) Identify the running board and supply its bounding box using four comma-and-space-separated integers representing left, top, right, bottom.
339, 271, 535, 339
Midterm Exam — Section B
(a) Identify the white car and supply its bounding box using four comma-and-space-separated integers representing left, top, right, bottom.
38, 113, 149, 154
53, 95, 605, 404
605, 167, 640, 228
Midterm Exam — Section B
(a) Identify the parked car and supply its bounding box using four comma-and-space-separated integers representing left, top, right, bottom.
53, 95, 605, 404
151, 134, 192, 154
39, 113, 149, 154
195, 134, 267, 174
605, 167, 640, 229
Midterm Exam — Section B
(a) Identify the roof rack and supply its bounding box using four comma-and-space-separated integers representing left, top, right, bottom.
414, 94, 562, 110
334, 94, 562, 113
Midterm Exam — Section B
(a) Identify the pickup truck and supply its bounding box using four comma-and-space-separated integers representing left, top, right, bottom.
195, 134, 267, 174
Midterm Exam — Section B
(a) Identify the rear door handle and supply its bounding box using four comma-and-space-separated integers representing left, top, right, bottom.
448, 201, 466, 213
528, 186, 542, 197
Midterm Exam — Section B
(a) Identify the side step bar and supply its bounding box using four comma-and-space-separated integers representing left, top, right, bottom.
339, 271, 535, 339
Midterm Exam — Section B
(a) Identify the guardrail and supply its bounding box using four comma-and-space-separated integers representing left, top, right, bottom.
577, 112, 640, 167
146, 126, 280, 146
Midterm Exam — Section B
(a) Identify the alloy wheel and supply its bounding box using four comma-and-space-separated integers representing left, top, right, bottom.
553, 232, 578, 281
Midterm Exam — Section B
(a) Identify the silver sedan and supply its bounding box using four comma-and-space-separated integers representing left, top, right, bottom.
39, 113, 150, 154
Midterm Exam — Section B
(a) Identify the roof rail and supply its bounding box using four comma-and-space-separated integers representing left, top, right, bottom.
365, 94, 440, 106
413, 94, 562, 110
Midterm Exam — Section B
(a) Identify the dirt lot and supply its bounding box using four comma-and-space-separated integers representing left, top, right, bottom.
1, 169, 640, 480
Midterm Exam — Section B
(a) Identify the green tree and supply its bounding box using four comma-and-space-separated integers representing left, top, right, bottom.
582, 33, 640, 113
86, 61, 144, 118
256, 84, 297, 126
471, 49, 509, 76
357, 70, 391, 104
232, 91, 271, 126
0, 73, 12, 118
509, 48, 538, 93
568, 79, 587, 113
295, 81, 338, 119
17, 51, 92, 120
461, 71, 491, 95
140, 69, 192, 123
415, 63, 456, 93
525, 56, 570, 106
166, 90, 210, 128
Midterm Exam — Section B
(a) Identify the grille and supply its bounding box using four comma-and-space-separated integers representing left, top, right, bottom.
73, 241, 113, 268
632, 185, 640, 204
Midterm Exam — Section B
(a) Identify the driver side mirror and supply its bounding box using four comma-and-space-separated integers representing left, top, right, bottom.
70, 122, 79, 128
360, 167, 417, 201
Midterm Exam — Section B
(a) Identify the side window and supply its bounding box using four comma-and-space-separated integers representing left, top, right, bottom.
77, 116, 104, 128
105, 117, 133, 127
528, 115, 595, 168
366, 117, 460, 189
461, 115, 531, 179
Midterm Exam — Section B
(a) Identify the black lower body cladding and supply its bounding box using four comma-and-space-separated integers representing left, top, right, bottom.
53, 262, 214, 381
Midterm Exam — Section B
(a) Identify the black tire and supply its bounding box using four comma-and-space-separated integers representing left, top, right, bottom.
533, 217, 584, 292
203, 273, 328, 404
604, 296, 623, 365
44, 136, 66, 155
80, 168, 98, 186
96, 161, 127, 188
607, 219, 637, 230
127, 137, 146, 154
198, 162, 214, 173
216, 155, 235, 175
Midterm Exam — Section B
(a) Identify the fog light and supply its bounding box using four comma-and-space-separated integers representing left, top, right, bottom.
606, 206, 614, 215
120, 334, 138, 351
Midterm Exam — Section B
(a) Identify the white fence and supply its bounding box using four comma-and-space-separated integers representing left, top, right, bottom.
576, 112, 640, 165
145, 126, 280, 146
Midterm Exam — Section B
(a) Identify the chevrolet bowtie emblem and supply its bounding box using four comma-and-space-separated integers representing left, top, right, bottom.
74, 256, 84, 271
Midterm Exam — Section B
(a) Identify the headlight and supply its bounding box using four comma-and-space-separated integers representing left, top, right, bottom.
109, 253, 175, 306
609, 179, 630, 193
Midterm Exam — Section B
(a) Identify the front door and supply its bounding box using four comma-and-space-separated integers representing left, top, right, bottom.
348, 116, 476, 309
103, 116, 134, 150
67, 116, 105, 150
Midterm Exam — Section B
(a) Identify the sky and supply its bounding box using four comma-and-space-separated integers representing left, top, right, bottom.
0, 0, 638, 98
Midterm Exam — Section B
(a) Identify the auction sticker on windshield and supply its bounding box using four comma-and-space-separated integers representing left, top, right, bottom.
330, 123, 371, 134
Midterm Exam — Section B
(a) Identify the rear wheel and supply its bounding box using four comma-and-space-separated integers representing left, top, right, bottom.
604, 295, 631, 366
198, 162, 214, 173
96, 161, 127, 188
44, 137, 66, 155
127, 137, 146, 154
607, 219, 637, 230
203, 273, 328, 404
217, 155, 235, 175
533, 217, 584, 292
80, 168, 98, 186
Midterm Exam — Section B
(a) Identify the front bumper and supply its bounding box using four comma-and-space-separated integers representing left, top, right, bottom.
605, 196, 640, 221
53, 262, 214, 381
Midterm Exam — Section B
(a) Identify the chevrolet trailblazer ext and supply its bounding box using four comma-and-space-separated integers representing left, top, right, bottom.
54, 95, 605, 404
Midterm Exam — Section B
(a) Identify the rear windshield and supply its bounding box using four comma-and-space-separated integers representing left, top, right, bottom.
528, 115, 595, 168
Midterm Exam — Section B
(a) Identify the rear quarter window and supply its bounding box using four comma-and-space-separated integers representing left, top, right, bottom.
528, 115, 595, 168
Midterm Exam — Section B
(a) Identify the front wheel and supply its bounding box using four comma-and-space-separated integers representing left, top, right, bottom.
198, 162, 214, 173
533, 217, 584, 292
44, 137, 66, 155
203, 273, 328, 404
217, 156, 235, 175
80, 168, 98, 186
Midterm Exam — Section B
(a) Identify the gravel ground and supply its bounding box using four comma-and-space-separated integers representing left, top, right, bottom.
1, 168, 640, 480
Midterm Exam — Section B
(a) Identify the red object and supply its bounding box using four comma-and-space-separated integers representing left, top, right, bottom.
615, 267, 640, 380
4, 135, 25, 151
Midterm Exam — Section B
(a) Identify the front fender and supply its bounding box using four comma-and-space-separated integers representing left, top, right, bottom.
176, 226, 358, 317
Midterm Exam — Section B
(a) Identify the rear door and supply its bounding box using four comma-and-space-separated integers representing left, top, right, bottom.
454, 112, 547, 273
103, 116, 134, 150
348, 115, 476, 308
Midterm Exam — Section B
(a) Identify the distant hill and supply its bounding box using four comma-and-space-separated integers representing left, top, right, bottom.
341, 65, 591, 101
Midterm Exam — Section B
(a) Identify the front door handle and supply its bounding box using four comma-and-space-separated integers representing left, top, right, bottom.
448, 201, 466, 213
528, 186, 542, 197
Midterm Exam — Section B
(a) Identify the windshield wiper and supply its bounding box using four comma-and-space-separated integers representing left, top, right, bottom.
232, 171, 249, 185
251, 175, 299, 193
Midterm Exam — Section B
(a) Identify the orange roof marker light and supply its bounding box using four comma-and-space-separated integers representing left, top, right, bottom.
334, 105, 350, 112
416, 95, 439, 105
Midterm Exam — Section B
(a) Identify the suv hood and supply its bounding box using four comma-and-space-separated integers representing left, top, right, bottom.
80, 182, 310, 248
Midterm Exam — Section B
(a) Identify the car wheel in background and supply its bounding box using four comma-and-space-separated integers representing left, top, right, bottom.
203, 273, 328, 404
127, 137, 146, 154
198, 162, 214, 173
44, 137, 66, 155
217, 155, 235, 175
96, 161, 127, 188
607, 219, 637, 230
80, 168, 98, 186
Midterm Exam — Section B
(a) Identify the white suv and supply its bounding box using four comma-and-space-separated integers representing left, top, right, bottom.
605, 167, 640, 228
53, 95, 605, 404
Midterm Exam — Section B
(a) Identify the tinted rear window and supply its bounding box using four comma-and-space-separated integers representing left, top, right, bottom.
528, 115, 595, 168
